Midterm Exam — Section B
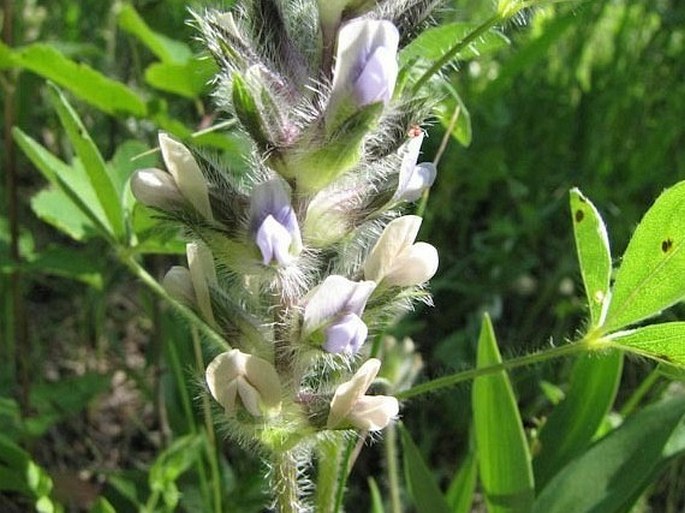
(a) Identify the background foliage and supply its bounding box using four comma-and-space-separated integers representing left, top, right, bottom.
1, 0, 684, 512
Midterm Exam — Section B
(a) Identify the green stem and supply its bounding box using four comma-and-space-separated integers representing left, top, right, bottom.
333, 437, 356, 513
315, 436, 344, 513
385, 422, 403, 513
121, 253, 229, 352
191, 328, 223, 513
396, 339, 596, 400
619, 366, 661, 418
412, 13, 502, 93
272, 451, 301, 513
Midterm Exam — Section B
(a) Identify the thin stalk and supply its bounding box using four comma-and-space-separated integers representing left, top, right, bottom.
396, 339, 596, 400
619, 366, 661, 418
121, 253, 229, 352
385, 422, 403, 513
412, 14, 502, 93
272, 451, 301, 513
333, 437, 356, 513
191, 327, 223, 513
315, 436, 344, 513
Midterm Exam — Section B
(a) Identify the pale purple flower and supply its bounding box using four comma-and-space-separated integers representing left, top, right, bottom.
394, 132, 437, 202
303, 275, 376, 354
330, 19, 399, 109
250, 180, 302, 266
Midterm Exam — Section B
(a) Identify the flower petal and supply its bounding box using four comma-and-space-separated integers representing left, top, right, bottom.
303, 276, 376, 335
130, 168, 184, 210
159, 133, 213, 220
323, 312, 368, 353
348, 395, 399, 431
385, 242, 439, 287
256, 215, 294, 266
364, 215, 422, 282
162, 266, 195, 306
327, 358, 381, 428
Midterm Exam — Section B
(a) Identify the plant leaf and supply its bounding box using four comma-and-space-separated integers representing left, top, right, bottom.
30, 187, 100, 241
400, 22, 509, 65
145, 59, 217, 99
532, 395, 685, 513
446, 435, 477, 513
473, 314, 534, 513
118, 4, 192, 64
48, 84, 126, 240
399, 424, 452, 513
603, 181, 685, 332
608, 322, 685, 366
569, 188, 612, 328
368, 477, 385, 513
7, 43, 146, 116
533, 351, 623, 489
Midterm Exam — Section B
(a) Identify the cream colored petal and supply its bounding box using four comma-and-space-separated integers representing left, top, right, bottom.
364, 215, 422, 282
385, 242, 439, 287
244, 353, 282, 413
159, 133, 213, 220
348, 395, 399, 431
206, 350, 247, 410
187, 242, 217, 325
237, 376, 263, 417
327, 359, 381, 428
162, 266, 195, 306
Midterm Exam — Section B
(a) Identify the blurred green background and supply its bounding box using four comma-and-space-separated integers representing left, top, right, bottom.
1, 0, 684, 511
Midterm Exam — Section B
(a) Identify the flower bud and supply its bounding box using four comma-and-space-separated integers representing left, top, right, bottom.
162, 266, 195, 305
303, 275, 375, 353
158, 133, 213, 221
364, 216, 439, 287
394, 132, 437, 203
330, 19, 400, 110
130, 168, 184, 210
250, 179, 302, 266
206, 349, 282, 418
327, 359, 399, 431
187, 242, 217, 325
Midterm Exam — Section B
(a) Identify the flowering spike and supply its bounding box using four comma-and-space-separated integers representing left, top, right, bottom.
327, 359, 399, 431
206, 349, 282, 418
364, 216, 439, 287
159, 133, 213, 220
250, 179, 302, 266
130, 168, 184, 210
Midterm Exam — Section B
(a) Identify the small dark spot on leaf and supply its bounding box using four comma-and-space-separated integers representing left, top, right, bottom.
575, 210, 585, 223
578, 195, 587, 203
658, 354, 672, 363
661, 238, 673, 253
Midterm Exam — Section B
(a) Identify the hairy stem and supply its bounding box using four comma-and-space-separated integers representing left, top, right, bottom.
385, 422, 403, 513
272, 450, 301, 513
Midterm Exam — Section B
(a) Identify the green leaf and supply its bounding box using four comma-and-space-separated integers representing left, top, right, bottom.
473, 314, 534, 513
148, 434, 204, 508
368, 477, 385, 513
26, 245, 105, 288
400, 22, 509, 65
118, 4, 193, 64
48, 85, 126, 240
13, 127, 111, 236
31, 187, 100, 241
446, 437, 477, 513
232, 73, 272, 153
89, 497, 116, 513
533, 351, 623, 489
8, 43, 146, 116
399, 424, 452, 513
532, 395, 685, 513
440, 83, 472, 148
569, 188, 612, 328
145, 58, 217, 99
603, 181, 685, 332
0, 41, 17, 68
608, 322, 685, 366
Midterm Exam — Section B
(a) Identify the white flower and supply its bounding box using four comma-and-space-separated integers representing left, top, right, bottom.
205, 349, 282, 418
303, 275, 376, 353
394, 132, 437, 202
327, 359, 399, 431
162, 266, 195, 305
186, 242, 217, 325
158, 133, 213, 220
364, 216, 439, 287
130, 167, 184, 210
329, 19, 400, 109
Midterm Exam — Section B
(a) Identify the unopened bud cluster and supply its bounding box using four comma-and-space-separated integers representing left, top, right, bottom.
131, 0, 440, 507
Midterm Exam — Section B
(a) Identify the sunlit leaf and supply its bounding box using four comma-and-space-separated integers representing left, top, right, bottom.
446, 436, 477, 513
48, 84, 126, 240
30, 187, 100, 242
569, 188, 612, 328
440, 82, 472, 147
603, 180, 685, 332
532, 396, 685, 513
144, 58, 216, 98
399, 424, 452, 513
533, 351, 623, 489
608, 322, 685, 366
473, 314, 534, 513
6, 43, 146, 116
